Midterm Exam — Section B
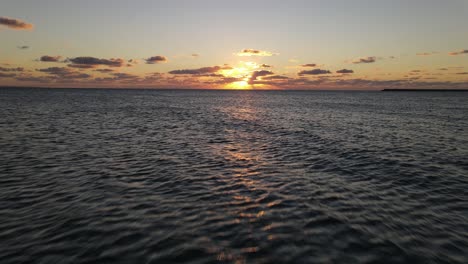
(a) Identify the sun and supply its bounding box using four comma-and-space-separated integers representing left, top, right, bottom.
227, 80, 250, 89
220, 62, 260, 89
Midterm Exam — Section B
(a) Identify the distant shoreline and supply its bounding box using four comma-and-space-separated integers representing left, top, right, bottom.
382, 89, 468, 92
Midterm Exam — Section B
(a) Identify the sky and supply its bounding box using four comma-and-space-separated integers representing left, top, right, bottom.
1, 0, 467, 89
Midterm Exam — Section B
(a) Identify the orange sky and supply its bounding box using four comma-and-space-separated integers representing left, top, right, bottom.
1, 0, 467, 90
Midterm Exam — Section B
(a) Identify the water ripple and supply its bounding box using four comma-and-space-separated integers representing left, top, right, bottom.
1, 89, 467, 263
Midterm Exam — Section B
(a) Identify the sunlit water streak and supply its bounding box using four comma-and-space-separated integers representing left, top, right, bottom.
1, 88, 467, 263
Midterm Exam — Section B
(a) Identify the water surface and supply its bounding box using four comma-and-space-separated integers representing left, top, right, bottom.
1, 88, 467, 263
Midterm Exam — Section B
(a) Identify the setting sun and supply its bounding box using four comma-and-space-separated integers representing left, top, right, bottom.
227, 80, 250, 89
220, 63, 260, 89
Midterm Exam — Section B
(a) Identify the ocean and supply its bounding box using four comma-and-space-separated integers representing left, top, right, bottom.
1, 88, 467, 263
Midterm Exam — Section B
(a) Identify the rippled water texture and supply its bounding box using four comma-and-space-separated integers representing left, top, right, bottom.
1, 88, 468, 263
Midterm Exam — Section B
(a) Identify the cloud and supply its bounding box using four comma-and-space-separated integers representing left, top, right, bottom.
236, 49, 276, 57
261, 64, 272, 68
67, 57, 125, 67
301, 64, 317, 67
67, 64, 95, 69
37, 67, 92, 79
199, 73, 225, 77
0, 72, 16, 78
456, 72, 468, 75
248, 70, 274, 84
448, 49, 468, 56
298, 69, 331, 76
0, 66, 24, 72
94, 69, 114, 73
125, 59, 139, 67
438, 68, 448, 71
112, 73, 140, 79
17, 46, 30, 50
262, 75, 289, 80
352, 56, 377, 64
0, 17, 33, 30
37, 67, 73, 74
251, 74, 468, 90
417, 52, 438, 56
62, 73, 92, 79
40, 55, 62, 62
144, 72, 164, 81
336, 69, 354, 74
192, 54, 199, 58
169, 65, 232, 75
145, 56, 168, 64
15, 76, 50, 82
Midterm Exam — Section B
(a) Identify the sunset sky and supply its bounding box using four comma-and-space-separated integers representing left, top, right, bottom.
1, 0, 467, 89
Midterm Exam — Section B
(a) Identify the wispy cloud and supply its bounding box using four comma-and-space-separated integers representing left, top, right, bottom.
0, 17, 33, 30
236, 49, 277, 57
336, 69, 354, 74
67, 64, 95, 69
301, 64, 317, 67
94, 69, 114, 73
298, 69, 331, 76
0, 66, 24, 72
17, 46, 30, 50
38, 67, 74, 75
169, 65, 232, 75
67, 57, 125, 68
37, 67, 92, 79
416, 52, 438, 56
15, 76, 50, 82
352, 56, 377, 64
448, 49, 468, 56
111, 73, 140, 80
262, 75, 289, 80
249, 70, 274, 84
39, 55, 62, 62
145, 56, 168, 64
0, 72, 16, 78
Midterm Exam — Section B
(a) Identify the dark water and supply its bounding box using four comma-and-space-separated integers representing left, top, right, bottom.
1, 88, 467, 264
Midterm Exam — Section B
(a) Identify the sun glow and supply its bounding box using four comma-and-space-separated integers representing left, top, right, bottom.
227, 80, 250, 89
220, 62, 260, 89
